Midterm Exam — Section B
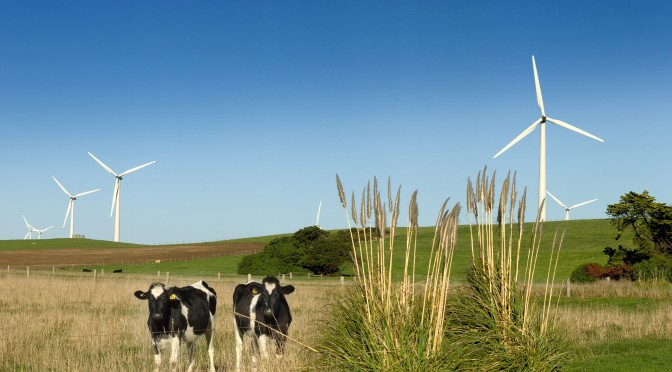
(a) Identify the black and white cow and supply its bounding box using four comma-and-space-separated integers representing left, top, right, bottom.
134, 280, 217, 372
233, 276, 295, 370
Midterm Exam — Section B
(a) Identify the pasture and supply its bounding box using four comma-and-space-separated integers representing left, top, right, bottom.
0, 270, 671, 370
0, 218, 669, 370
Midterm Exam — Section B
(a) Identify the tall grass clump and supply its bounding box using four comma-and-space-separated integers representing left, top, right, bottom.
444, 168, 566, 370
320, 175, 462, 371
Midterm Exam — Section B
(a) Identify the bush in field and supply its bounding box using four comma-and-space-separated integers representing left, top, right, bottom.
570, 263, 602, 283
236, 226, 351, 275
631, 255, 672, 282
301, 230, 351, 275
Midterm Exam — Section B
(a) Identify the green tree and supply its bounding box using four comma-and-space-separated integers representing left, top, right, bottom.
606, 191, 672, 257
237, 227, 353, 276
302, 230, 351, 275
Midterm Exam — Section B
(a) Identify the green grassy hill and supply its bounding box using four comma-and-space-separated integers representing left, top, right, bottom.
2, 219, 622, 281
0, 238, 141, 251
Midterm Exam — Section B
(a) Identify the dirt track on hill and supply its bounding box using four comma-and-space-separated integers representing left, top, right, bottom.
0, 242, 264, 267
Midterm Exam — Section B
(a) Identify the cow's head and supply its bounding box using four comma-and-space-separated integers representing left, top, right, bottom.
254, 276, 295, 318
134, 282, 177, 321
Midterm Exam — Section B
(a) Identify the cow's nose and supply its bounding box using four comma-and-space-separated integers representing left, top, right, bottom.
263, 308, 273, 317
153, 313, 163, 320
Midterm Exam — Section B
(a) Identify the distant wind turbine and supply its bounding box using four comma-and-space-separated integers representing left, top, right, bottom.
22, 215, 36, 240
34, 225, 53, 239
23, 216, 53, 239
53, 176, 100, 238
546, 191, 597, 221
88, 152, 155, 242
316, 201, 322, 229
493, 56, 604, 221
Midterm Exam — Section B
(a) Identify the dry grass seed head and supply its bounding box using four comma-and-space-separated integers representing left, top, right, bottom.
336, 174, 346, 208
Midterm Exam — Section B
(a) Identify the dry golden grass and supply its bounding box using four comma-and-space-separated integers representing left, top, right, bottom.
556, 303, 672, 346
0, 272, 333, 371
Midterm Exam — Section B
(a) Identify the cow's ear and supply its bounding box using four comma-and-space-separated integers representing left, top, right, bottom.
134, 291, 147, 300
281, 285, 295, 295
249, 283, 263, 295
168, 289, 179, 301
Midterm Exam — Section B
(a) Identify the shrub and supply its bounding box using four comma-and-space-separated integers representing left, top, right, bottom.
631, 255, 672, 282
237, 227, 351, 275
570, 263, 601, 283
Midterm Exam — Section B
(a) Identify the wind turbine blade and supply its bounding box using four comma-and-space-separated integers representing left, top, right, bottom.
546, 191, 568, 209
45, 226, 53, 231
569, 199, 598, 210
52, 176, 73, 197
64, 201, 73, 228
119, 160, 156, 177
88, 152, 118, 176
111, 179, 120, 217
23, 215, 30, 228
493, 118, 542, 158
24, 231, 30, 239
74, 189, 101, 198
546, 117, 604, 142
532, 55, 545, 117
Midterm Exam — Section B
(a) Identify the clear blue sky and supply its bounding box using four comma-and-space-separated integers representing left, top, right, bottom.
1, 1, 670, 244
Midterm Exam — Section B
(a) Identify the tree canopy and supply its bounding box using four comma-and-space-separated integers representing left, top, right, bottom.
237, 226, 351, 276
606, 190, 672, 256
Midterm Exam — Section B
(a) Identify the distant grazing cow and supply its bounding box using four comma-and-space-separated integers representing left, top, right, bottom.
82, 268, 92, 272
134, 280, 217, 372
233, 276, 295, 370
113, 269, 123, 273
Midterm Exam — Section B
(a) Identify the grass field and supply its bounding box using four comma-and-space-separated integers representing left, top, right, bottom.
0, 273, 669, 371
2, 218, 666, 370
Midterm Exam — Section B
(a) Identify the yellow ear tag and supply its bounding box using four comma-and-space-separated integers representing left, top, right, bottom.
169, 294, 177, 300
252, 288, 258, 294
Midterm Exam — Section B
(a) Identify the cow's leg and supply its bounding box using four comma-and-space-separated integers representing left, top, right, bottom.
250, 333, 261, 364
169, 335, 180, 371
205, 326, 215, 372
258, 334, 269, 359
234, 324, 245, 371
152, 339, 162, 371
186, 341, 196, 372
274, 323, 290, 357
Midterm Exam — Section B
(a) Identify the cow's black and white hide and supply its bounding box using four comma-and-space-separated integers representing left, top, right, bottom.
134, 280, 217, 372
233, 276, 295, 370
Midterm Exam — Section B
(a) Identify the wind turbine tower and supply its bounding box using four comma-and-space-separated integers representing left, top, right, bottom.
493, 56, 604, 221
316, 200, 322, 229
53, 176, 100, 238
88, 152, 155, 242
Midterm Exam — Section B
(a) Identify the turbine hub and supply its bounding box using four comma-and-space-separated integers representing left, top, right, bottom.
541, 115, 547, 123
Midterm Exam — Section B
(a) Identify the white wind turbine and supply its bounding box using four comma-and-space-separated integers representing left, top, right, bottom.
34, 225, 54, 239
88, 152, 156, 242
493, 56, 604, 221
53, 176, 100, 238
315, 200, 322, 229
22, 215, 37, 239
546, 191, 597, 221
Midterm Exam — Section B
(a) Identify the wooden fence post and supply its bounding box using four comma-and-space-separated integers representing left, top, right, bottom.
94, 269, 97, 282
27, 266, 30, 278
340, 276, 344, 286
247, 273, 252, 282
566, 278, 571, 297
